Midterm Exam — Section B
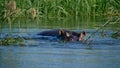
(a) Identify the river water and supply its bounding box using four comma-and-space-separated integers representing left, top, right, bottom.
0, 28, 120, 68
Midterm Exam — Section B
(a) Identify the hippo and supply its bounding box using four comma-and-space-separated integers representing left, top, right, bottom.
37, 29, 86, 42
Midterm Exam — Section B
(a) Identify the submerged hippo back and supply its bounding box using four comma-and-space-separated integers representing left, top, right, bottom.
37, 29, 60, 36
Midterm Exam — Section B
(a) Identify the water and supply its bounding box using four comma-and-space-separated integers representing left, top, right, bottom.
0, 28, 120, 68
0, 46, 120, 68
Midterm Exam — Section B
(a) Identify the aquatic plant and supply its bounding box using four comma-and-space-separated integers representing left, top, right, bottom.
0, 36, 25, 46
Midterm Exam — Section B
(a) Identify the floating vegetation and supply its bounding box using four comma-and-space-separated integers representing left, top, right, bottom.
0, 35, 25, 46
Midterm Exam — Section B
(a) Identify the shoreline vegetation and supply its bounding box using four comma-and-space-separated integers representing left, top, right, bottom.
0, 0, 119, 23
0, 0, 119, 30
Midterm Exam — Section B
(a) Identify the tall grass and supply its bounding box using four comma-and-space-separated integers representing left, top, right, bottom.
0, 0, 120, 29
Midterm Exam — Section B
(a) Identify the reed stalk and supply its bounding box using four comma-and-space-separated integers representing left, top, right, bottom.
86, 17, 120, 42
1, 0, 120, 19
0, 0, 119, 29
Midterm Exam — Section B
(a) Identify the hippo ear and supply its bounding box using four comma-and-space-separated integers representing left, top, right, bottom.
59, 30, 61, 35
66, 32, 70, 37
78, 31, 86, 41
59, 30, 64, 35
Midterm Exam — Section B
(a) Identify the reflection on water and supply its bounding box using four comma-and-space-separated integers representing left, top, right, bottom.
1, 17, 120, 30
0, 28, 120, 68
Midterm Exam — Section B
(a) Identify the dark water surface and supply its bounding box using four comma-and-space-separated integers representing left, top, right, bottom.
0, 28, 120, 68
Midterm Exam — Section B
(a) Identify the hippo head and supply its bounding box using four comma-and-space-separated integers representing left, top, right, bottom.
64, 31, 86, 41
59, 30, 86, 42
58, 30, 73, 41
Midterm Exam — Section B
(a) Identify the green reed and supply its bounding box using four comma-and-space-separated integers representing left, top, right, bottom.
0, 0, 119, 29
